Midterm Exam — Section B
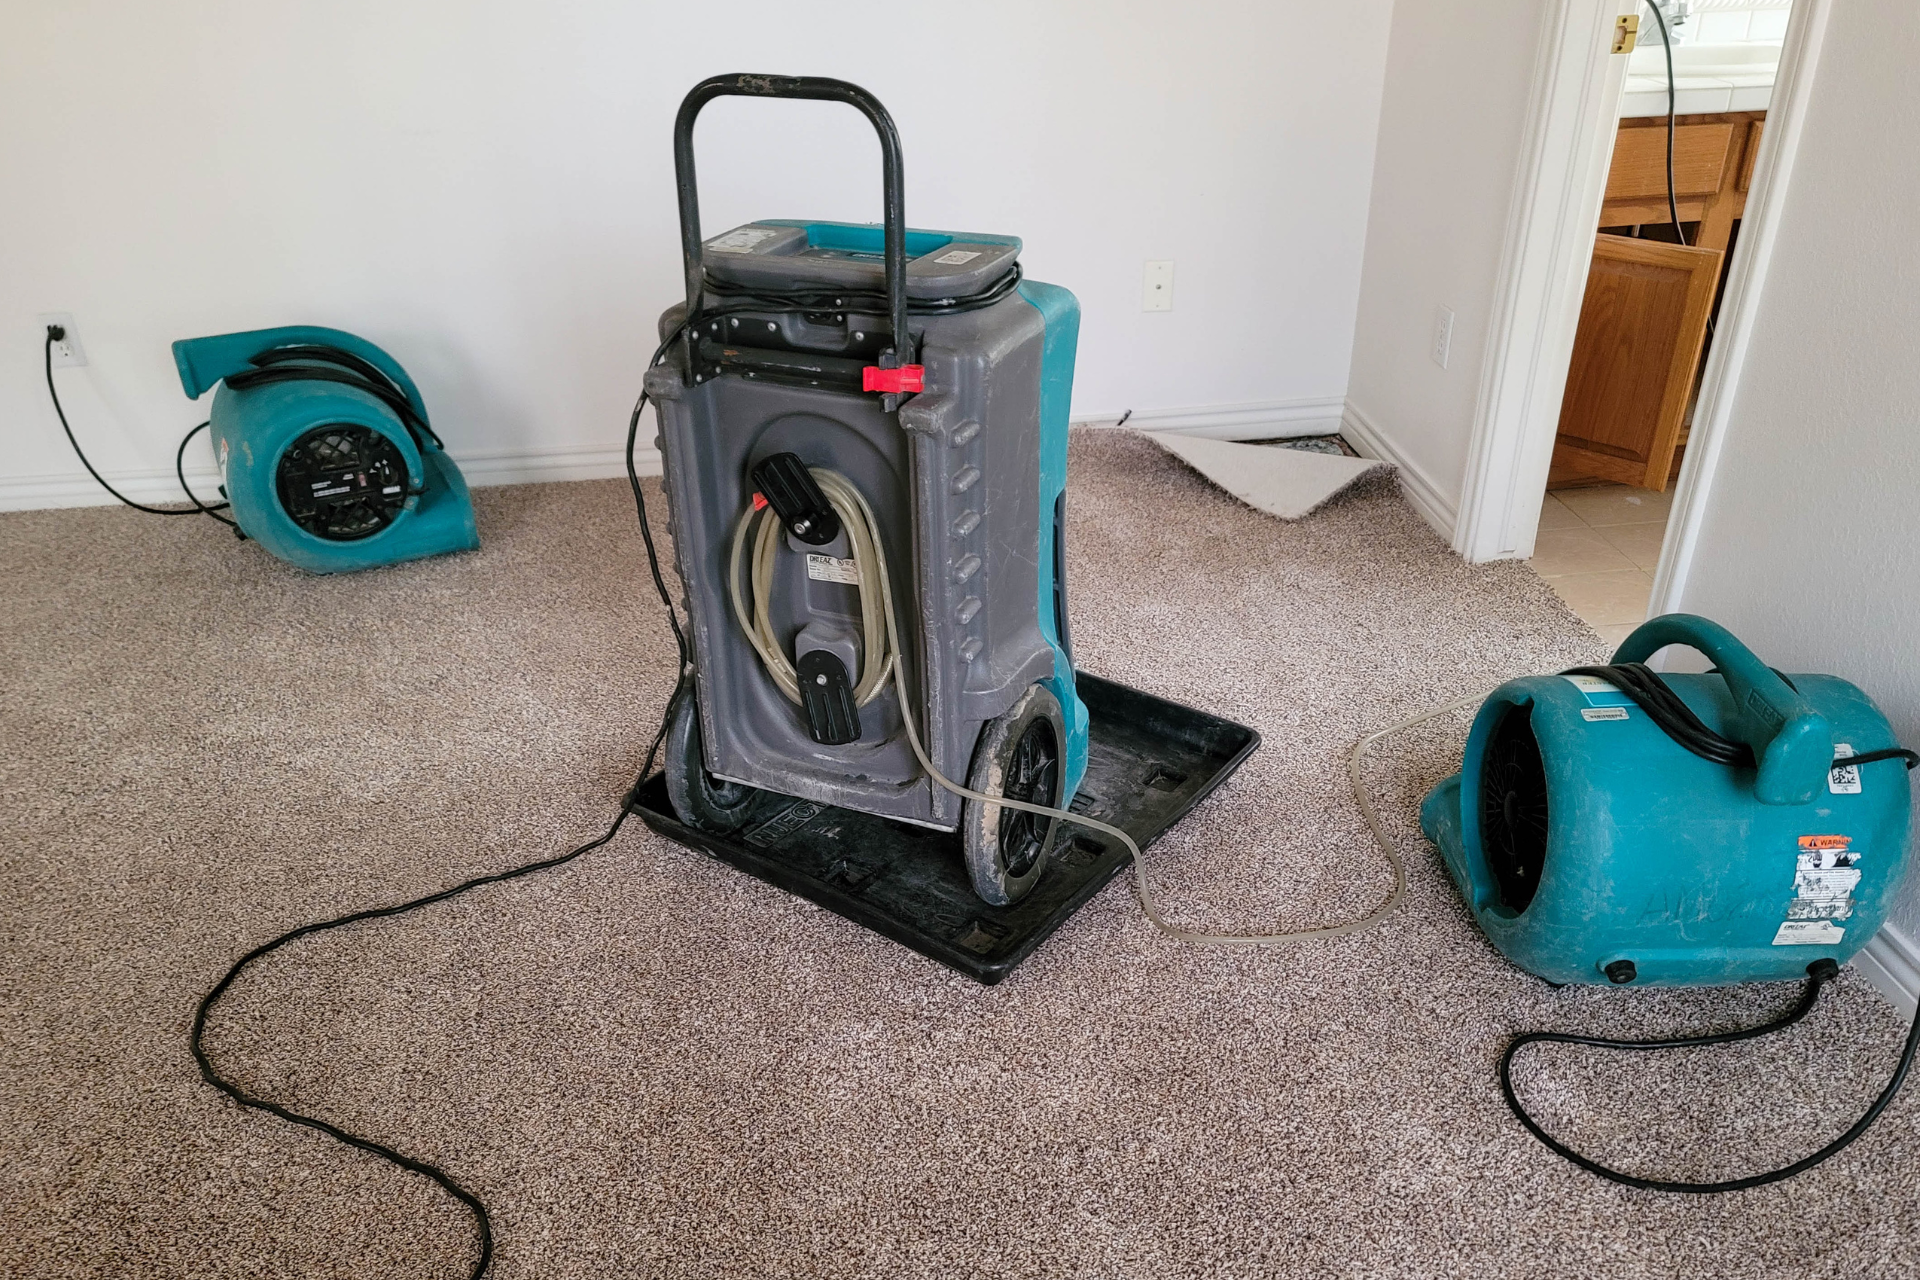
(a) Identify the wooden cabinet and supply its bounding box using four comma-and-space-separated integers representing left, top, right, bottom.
1551, 235, 1723, 489
1550, 111, 1766, 491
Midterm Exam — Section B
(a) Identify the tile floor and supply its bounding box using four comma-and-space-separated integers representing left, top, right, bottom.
1529, 484, 1673, 649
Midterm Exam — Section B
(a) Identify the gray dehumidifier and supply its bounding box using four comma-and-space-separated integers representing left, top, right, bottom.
628, 75, 1258, 982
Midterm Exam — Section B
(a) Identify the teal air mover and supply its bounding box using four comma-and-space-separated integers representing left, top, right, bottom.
172, 326, 478, 574
1422, 614, 1914, 987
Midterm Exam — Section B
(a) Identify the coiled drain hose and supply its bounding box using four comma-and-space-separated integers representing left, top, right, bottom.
727, 466, 1473, 946
728, 467, 894, 708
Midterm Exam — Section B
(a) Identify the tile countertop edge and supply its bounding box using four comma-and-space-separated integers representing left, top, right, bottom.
1619, 82, 1773, 118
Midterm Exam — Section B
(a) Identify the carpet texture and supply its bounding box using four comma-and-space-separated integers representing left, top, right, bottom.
3, 429, 1914, 1279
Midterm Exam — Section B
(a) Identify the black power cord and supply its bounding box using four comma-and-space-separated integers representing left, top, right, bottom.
224, 344, 445, 453
173, 421, 237, 529
699, 261, 1025, 318
1504, 959, 1920, 1192
1501, 661, 1920, 1191
189, 327, 696, 1280
1643, 1, 1688, 246
1564, 663, 1920, 774
43, 326, 226, 521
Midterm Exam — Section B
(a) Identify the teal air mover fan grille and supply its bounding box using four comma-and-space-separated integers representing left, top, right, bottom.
1478, 704, 1548, 916
173, 326, 478, 574
275, 424, 411, 541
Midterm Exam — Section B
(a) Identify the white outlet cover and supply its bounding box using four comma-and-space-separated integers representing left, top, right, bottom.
1142, 260, 1174, 312
38, 312, 87, 367
1431, 305, 1455, 370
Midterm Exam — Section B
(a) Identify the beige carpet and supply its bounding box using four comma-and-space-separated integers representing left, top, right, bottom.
3, 429, 1914, 1279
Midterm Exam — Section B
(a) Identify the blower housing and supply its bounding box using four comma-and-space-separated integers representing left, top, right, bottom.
1422, 614, 1912, 986
172, 325, 478, 574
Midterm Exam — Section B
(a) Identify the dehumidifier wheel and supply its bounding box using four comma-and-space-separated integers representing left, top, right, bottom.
664, 691, 758, 834
963, 684, 1067, 907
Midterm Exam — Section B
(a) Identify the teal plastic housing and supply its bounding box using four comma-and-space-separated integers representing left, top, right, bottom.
1422, 614, 1912, 986
1018, 278, 1090, 801
172, 326, 479, 575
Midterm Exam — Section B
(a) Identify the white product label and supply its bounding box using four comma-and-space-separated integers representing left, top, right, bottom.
1829, 743, 1862, 794
806, 554, 861, 585
1774, 920, 1845, 946
1562, 674, 1633, 707
707, 226, 778, 253
932, 249, 982, 265
1581, 706, 1630, 722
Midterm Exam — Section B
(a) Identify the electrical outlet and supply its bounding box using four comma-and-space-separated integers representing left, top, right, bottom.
39, 312, 87, 367
1142, 260, 1174, 312
1431, 305, 1455, 370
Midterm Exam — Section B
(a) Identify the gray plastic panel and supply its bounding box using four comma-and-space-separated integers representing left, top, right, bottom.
651, 284, 1053, 831
702, 221, 1022, 301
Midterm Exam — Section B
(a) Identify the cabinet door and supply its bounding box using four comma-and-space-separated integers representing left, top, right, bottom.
1550, 234, 1723, 492
1604, 123, 1738, 202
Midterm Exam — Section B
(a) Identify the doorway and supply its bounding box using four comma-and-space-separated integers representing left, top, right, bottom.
1530, 0, 1794, 643
1450, 0, 1829, 634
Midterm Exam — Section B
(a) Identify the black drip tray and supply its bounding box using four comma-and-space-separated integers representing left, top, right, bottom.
628, 672, 1260, 984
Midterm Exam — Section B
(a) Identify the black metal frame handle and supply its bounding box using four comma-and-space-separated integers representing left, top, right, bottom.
674, 74, 910, 370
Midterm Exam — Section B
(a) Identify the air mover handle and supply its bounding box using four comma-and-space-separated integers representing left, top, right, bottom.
673, 74, 911, 370
1612, 613, 1833, 805
172, 326, 431, 429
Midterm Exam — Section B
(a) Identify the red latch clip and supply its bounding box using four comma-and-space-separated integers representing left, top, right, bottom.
862, 364, 925, 394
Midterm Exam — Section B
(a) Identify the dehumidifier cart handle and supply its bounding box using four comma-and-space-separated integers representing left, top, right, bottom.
1611, 613, 1833, 806
672, 73, 912, 371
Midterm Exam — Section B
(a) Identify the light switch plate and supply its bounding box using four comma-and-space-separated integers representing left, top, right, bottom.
1142, 260, 1174, 312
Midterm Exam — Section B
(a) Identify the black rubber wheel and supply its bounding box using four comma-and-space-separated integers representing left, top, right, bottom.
663, 691, 759, 834
963, 684, 1067, 906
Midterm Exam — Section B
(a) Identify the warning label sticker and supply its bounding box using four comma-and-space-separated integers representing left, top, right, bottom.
932, 249, 982, 265
806, 554, 861, 586
1774, 920, 1845, 946
1776, 835, 1862, 940
1829, 743, 1863, 794
707, 226, 778, 253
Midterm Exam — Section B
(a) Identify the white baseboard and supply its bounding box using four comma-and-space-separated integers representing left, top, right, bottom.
1337, 401, 1459, 542
4, 400, 1350, 513
453, 442, 661, 488
1073, 396, 1347, 441
0, 465, 230, 513
0, 443, 663, 512
1855, 923, 1920, 1018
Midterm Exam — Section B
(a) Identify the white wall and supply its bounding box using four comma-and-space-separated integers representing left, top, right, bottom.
1668, 0, 1920, 974
1340, 0, 1555, 532
0, 0, 1392, 508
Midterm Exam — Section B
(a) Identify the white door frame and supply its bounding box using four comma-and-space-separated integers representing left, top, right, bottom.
1451, 0, 1831, 582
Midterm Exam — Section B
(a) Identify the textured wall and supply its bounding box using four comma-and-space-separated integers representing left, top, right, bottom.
1, 0, 1391, 504
1342, 0, 1557, 522
1672, 0, 1920, 935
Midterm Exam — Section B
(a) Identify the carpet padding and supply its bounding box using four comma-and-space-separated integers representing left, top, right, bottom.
3, 430, 1914, 1279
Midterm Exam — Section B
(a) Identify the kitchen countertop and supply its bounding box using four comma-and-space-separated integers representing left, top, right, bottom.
1620, 41, 1780, 117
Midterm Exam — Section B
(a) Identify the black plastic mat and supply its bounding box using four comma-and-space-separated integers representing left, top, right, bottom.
629, 672, 1260, 983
